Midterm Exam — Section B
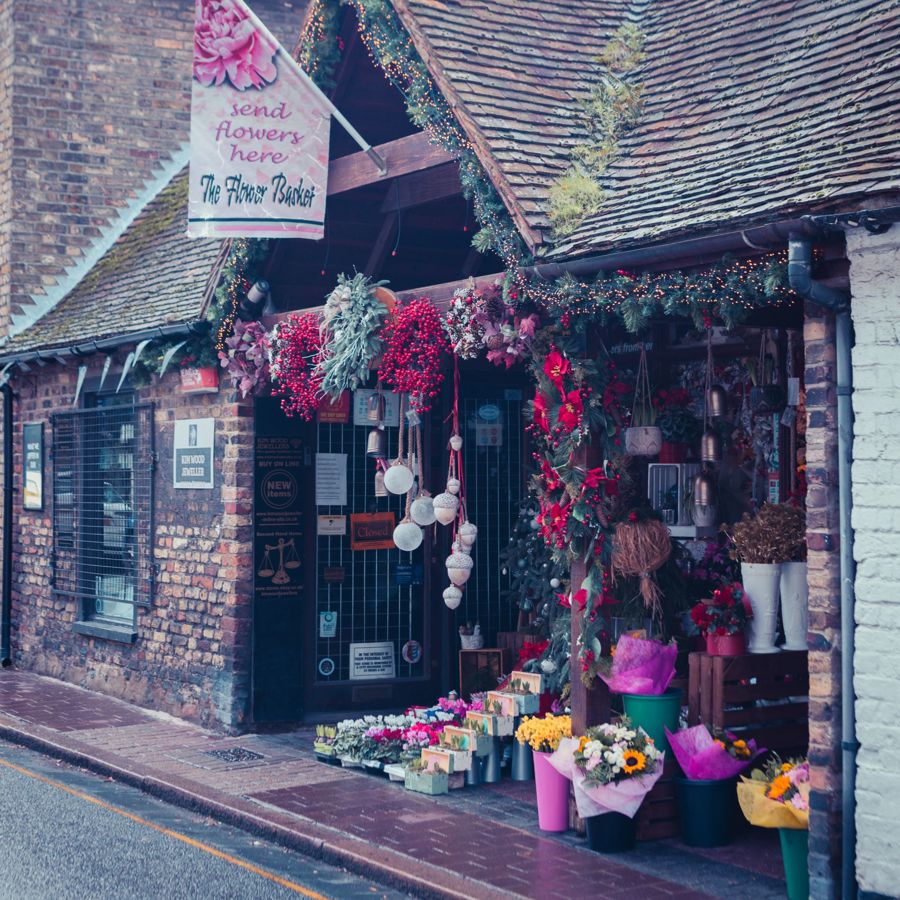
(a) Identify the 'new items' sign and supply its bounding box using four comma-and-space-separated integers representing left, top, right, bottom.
188, 0, 330, 239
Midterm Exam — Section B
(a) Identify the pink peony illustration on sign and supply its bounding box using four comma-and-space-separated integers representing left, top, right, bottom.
188, 0, 330, 239
194, 0, 278, 91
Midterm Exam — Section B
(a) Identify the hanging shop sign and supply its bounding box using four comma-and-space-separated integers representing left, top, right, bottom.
350, 513, 396, 551
352, 390, 402, 427
314, 452, 347, 506
317, 514, 346, 536
23, 423, 43, 510
173, 418, 215, 489
349, 642, 396, 680
188, 0, 330, 239
319, 610, 338, 638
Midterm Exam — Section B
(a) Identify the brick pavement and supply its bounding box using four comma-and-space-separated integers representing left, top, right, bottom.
0, 670, 787, 899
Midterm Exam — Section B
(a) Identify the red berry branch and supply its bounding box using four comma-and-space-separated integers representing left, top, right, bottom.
270, 312, 323, 420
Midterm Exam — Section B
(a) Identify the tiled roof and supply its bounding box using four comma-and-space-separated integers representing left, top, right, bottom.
2, 169, 219, 354
395, 0, 900, 258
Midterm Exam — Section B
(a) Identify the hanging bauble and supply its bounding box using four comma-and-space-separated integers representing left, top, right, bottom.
550, 577, 561, 589
458, 521, 478, 550
443, 585, 463, 609
374, 469, 387, 498
384, 460, 415, 495
433, 492, 460, 525
446, 477, 461, 495
708, 384, 728, 419
366, 428, 386, 459
393, 518, 424, 552
410, 493, 436, 526
446, 550, 474, 586
700, 430, 722, 463
449, 434, 463, 451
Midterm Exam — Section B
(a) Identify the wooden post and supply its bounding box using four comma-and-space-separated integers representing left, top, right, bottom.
569, 441, 611, 736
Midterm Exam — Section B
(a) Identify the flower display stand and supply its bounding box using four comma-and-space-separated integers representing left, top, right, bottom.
634, 754, 681, 841
687, 651, 809, 758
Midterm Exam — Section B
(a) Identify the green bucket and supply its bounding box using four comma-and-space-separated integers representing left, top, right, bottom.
622, 689, 681, 752
779, 828, 809, 900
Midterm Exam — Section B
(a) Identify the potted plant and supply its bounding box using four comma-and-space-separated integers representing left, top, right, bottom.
625, 348, 662, 457
689, 582, 751, 656
549, 718, 664, 853
725, 504, 803, 653
778, 507, 808, 651
515, 714, 572, 832
179, 341, 221, 394
655, 405, 700, 463
666, 724, 761, 847
737, 758, 809, 900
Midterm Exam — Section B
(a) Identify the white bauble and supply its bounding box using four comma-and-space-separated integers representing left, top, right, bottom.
443, 585, 463, 609
393, 519, 423, 552
433, 492, 459, 525
383, 461, 414, 495
550, 577, 561, 589
446, 551, 474, 586
410, 494, 436, 526
540, 659, 558, 674
449, 434, 463, 451
446, 477, 461, 495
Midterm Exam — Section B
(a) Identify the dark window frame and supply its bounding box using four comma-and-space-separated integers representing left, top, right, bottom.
51, 398, 155, 640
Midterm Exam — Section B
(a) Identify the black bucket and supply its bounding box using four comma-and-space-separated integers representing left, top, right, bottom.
675, 776, 739, 847
583, 812, 636, 853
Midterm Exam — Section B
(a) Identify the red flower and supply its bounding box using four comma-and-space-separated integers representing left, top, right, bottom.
543, 349, 570, 390
533, 391, 550, 433
558, 389, 583, 432
584, 466, 607, 489
572, 589, 588, 611
541, 459, 562, 491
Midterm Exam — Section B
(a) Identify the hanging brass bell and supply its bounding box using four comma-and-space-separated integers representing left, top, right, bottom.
366, 427, 386, 459
708, 384, 728, 419
367, 392, 385, 423
374, 469, 387, 498
700, 430, 722, 463
692, 470, 717, 506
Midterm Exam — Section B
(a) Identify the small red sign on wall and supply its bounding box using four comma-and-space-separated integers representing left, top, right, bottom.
317, 391, 351, 424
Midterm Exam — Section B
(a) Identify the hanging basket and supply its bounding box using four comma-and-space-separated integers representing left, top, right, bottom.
624, 425, 662, 457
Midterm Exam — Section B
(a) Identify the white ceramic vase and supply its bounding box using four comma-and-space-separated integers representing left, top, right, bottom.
779, 561, 809, 651
741, 562, 782, 653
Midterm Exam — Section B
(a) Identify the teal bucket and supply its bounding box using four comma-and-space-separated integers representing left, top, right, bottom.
622, 689, 681, 752
779, 828, 809, 900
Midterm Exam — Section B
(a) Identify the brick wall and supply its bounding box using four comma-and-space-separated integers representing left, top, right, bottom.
0, 0, 305, 335
803, 299, 844, 898
846, 227, 900, 898
8, 356, 255, 730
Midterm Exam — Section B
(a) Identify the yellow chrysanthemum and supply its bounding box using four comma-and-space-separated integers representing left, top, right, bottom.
622, 750, 646, 774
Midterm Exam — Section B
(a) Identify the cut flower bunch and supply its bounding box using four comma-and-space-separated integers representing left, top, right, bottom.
574, 718, 663, 785
515, 713, 572, 753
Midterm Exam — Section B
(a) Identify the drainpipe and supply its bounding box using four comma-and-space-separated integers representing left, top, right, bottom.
788, 234, 856, 899
1, 384, 13, 666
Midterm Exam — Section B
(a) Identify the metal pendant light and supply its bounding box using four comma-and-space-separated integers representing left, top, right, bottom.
701, 430, 722, 463
699, 328, 722, 463
708, 384, 728, 419
367, 389, 385, 423
366, 427, 386, 459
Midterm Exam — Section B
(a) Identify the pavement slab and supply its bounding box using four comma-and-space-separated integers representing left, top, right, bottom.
0, 669, 788, 899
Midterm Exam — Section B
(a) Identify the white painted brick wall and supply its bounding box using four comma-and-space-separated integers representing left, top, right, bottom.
848, 226, 900, 898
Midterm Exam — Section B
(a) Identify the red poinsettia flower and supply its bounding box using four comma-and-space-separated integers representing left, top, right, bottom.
558, 389, 583, 433
533, 390, 550, 433
584, 466, 607, 489
572, 588, 588, 610
543, 349, 571, 390
540, 458, 562, 491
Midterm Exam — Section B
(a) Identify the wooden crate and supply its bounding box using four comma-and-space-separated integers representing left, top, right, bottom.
688, 650, 808, 758
635, 756, 680, 841
459, 648, 510, 698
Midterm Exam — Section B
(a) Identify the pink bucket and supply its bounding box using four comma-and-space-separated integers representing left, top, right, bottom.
532, 749, 569, 832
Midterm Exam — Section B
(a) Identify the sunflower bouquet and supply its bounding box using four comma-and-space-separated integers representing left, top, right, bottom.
550, 717, 666, 818
515, 713, 572, 753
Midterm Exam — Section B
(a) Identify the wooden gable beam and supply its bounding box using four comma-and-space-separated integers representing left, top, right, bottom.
328, 131, 454, 197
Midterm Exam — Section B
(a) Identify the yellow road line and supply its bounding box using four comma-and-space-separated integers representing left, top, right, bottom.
0, 755, 332, 900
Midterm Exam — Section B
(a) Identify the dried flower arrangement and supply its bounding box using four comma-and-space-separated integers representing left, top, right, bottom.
725, 504, 806, 564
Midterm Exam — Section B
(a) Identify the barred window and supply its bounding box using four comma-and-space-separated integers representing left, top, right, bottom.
52, 398, 154, 626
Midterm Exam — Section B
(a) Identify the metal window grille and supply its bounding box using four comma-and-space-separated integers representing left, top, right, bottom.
51, 403, 154, 620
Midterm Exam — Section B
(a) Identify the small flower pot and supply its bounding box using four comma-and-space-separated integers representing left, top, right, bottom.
779, 561, 809, 650
180, 365, 219, 394
624, 426, 663, 457
705, 632, 746, 656
741, 562, 782, 653
675, 776, 739, 847
779, 828, 810, 900
622, 688, 682, 753
583, 811, 636, 853
532, 749, 570, 832
658, 441, 688, 463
